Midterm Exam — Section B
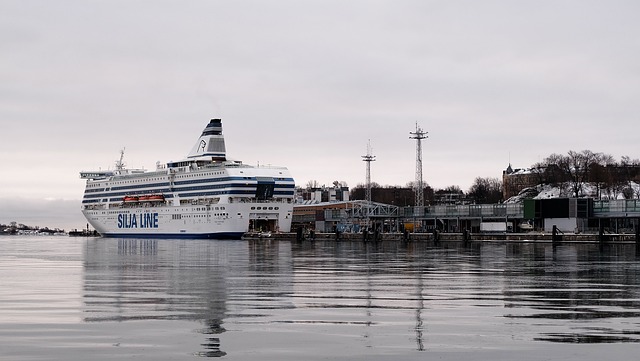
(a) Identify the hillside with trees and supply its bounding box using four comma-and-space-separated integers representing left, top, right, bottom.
525, 150, 640, 199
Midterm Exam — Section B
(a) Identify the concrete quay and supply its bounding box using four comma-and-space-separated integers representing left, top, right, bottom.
244, 231, 640, 244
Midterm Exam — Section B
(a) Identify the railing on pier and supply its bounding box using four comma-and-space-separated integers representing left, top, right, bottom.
311, 199, 640, 225
323, 201, 400, 221
593, 199, 640, 216
400, 203, 524, 219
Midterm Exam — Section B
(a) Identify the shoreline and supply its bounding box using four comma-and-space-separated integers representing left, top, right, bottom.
244, 231, 640, 244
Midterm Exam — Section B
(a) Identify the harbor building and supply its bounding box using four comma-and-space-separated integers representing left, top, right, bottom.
292, 198, 640, 235
292, 200, 401, 234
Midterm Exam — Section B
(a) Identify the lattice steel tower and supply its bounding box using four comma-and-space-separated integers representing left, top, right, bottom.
362, 140, 376, 204
410, 123, 428, 208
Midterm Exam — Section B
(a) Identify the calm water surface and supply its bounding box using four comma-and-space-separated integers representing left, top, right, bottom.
1, 236, 640, 360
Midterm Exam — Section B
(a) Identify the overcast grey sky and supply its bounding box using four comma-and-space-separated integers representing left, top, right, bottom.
2, 0, 639, 228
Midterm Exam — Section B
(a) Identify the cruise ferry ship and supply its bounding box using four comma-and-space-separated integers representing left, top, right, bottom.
80, 119, 295, 239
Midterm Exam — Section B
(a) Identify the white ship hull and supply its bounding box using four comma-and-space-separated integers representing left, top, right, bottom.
83, 201, 293, 239
80, 119, 295, 239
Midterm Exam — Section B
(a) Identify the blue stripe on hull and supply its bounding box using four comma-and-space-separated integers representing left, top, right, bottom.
101, 232, 245, 240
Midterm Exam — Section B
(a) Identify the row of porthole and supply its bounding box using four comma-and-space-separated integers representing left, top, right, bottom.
175, 172, 224, 179
188, 214, 228, 218
251, 206, 279, 210
171, 213, 229, 218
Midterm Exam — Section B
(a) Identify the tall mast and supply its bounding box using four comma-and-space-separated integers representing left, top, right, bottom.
362, 140, 376, 205
410, 123, 428, 208
361, 140, 376, 230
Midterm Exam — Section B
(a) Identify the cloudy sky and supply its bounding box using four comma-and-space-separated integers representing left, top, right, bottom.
1, 0, 639, 229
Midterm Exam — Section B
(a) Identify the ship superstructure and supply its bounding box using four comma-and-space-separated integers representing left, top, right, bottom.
80, 119, 295, 239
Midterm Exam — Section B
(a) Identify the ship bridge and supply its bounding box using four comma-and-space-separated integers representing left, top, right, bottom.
80, 171, 114, 180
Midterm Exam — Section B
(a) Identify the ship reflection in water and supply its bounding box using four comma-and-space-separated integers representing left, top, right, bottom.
78, 239, 640, 359
83, 238, 234, 357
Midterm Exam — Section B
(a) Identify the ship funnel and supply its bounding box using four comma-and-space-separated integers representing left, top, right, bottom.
187, 119, 227, 161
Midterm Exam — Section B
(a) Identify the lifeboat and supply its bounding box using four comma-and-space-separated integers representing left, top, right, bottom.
149, 194, 165, 202
138, 195, 151, 202
123, 195, 139, 203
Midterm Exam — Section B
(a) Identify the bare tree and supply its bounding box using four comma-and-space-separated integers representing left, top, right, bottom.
468, 177, 502, 204
434, 185, 466, 205
537, 153, 570, 187
617, 156, 640, 199
565, 150, 589, 197
305, 180, 320, 189
539, 150, 615, 198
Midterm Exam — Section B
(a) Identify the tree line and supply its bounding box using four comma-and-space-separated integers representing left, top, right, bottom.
305, 177, 503, 206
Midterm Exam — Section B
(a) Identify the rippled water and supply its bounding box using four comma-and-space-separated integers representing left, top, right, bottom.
1, 236, 640, 360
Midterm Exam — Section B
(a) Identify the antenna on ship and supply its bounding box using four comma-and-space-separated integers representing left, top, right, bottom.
410, 123, 428, 212
115, 148, 126, 171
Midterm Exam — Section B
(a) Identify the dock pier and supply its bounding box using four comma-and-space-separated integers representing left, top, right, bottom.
245, 231, 640, 244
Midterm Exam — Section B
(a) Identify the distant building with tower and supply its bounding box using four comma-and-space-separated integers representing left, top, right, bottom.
502, 164, 539, 199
